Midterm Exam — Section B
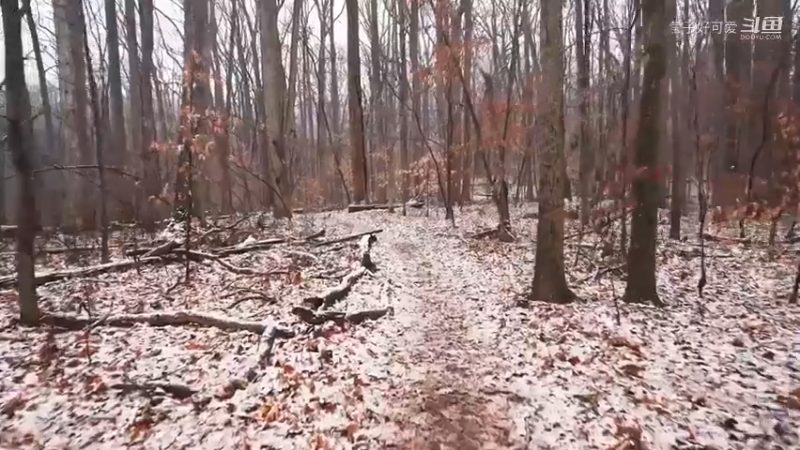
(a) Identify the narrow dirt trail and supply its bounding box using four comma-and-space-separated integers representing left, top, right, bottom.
332, 212, 526, 449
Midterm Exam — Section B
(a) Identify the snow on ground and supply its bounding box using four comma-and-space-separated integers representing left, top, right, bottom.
0, 204, 798, 449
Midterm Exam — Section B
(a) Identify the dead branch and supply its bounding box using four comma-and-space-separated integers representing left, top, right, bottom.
214, 238, 288, 256
143, 240, 180, 258
229, 294, 275, 309
291, 306, 393, 325
111, 381, 196, 400
702, 233, 752, 245
303, 234, 379, 310
347, 203, 399, 213
180, 249, 287, 276
220, 320, 294, 395
303, 266, 369, 310
40, 310, 296, 336
214, 229, 325, 256
313, 229, 383, 247
0, 256, 169, 289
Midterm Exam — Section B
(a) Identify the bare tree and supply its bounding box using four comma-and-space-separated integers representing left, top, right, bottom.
530, 0, 575, 303
624, 0, 666, 307
347, 0, 368, 203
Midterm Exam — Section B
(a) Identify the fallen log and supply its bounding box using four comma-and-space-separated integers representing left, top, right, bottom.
313, 229, 383, 247
0, 256, 169, 289
291, 306, 392, 325
40, 310, 296, 336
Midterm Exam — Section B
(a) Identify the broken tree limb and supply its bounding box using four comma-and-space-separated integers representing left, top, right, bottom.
291, 306, 393, 325
313, 229, 383, 247
40, 310, 297, 336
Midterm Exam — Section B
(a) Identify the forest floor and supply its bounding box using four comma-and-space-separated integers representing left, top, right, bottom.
0, 203, 799, 450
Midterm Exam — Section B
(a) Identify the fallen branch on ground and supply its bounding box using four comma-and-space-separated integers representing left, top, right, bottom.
215, 229, 325, 256
313, 229, 383, 247
40, 310, 295, 336
111, 381, 197, 400
229, 294, 275, 309
291, 306, 393, 325
220, 320, 295, 396
0, 256, 169, 289
303, 234, 379, 310
180, 249, 288, 276
347, 203, 399, 213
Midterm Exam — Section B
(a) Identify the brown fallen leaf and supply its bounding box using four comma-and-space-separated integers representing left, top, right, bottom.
619, 364, 645, 378
342, 421, 359, 442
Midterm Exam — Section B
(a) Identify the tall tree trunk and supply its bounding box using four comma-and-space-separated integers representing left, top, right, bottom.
103, 0, 128, 221
576, 0, 591, 226
140, 0, 161, 225
124, 0, 143, 220
530, 0, 575, 304
410, 0, 422, 197
347, 0, 368, 203
211, 0, 233, 214
329, 0, 346, 204
175, 0, 212, 218
82, 4, 110, 263
54, 0, 93, 229
3, 0, 39, 325
23, 0, 56, 225
369, 0, 385, 202
624, 0, 666, 307
459, 0, 474, 204
708, 0, 725, 204
261, 0, 296, 218
668, 0, 683, 239
725, 0, 752, 175
399, 0, 410, 213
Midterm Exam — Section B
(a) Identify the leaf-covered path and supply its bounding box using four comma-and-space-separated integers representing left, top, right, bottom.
352, 215, 519, 449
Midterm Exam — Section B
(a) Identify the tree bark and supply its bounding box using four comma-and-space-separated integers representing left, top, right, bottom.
23, 0, 57, 226
124, 0, 143, 219
668, 0, 683, 239
576, 0, 591, 226
347, 0, 369, 203
530, 0, 575, 304
103, 0, 129, 221
399, 0, 410, 213
623, 0, 666, 307
2, 0, 39, 324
